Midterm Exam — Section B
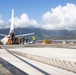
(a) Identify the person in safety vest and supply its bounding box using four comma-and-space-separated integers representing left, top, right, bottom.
32, 36, 36, 43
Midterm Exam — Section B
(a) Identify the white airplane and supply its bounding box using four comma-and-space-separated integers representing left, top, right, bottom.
0, 9, 34, 44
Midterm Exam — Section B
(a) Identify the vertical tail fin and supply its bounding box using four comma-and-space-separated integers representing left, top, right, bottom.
10, 9, 14, 34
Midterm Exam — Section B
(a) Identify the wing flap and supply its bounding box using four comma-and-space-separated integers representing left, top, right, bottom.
15, 33, 34, 37
0, 34, 8, 37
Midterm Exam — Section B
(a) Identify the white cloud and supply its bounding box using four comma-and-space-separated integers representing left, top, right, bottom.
13, 13, 40, 28
1, 3, 76, 30
42, 3, 76, 30
0, 13, 40, 29
0, 16, 6, 28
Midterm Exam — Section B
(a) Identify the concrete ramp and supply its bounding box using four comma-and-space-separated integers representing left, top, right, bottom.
0, 47, 76, 75
8, 47, 76, 73
0, 58, 27, 75
0, 49, 48, 75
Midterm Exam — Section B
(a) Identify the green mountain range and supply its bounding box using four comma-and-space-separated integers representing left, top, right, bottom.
0, 28, 76, 40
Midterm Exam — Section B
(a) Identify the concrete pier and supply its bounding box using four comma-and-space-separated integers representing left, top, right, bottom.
0, 45, 76, 75
8, 47, 76, 73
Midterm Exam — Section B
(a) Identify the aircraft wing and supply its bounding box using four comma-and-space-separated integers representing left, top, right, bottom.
0, 34, 8, 37
15, 33, 34, 37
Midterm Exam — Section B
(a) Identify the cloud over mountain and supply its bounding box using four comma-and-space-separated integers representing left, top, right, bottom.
13, 13, 40, 28
0, 3, 76, 30
42, 3, 76, 30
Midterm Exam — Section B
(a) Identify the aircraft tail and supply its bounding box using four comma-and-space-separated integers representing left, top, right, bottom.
9, 9, 14, 34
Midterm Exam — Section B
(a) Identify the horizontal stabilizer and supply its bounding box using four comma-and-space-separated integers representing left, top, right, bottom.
15, 33, 34, 37
0, 34, 8, 37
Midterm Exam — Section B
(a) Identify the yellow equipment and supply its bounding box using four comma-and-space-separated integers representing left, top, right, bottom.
44, 39, 52, 44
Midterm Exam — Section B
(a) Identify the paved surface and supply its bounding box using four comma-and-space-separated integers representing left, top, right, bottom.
0, 58, 27, 75
8, 47, 76, 73
1, 43, 76, 49
0, 48, 76, 75
0, 63, 12, 75
16, 54, 76, 75
0, 45, 76, 75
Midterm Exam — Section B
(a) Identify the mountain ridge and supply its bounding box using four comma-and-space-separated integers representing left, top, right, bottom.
0, 28, 76, 40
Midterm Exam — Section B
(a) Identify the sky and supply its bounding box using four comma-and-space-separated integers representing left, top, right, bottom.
0, 0, 76, 30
